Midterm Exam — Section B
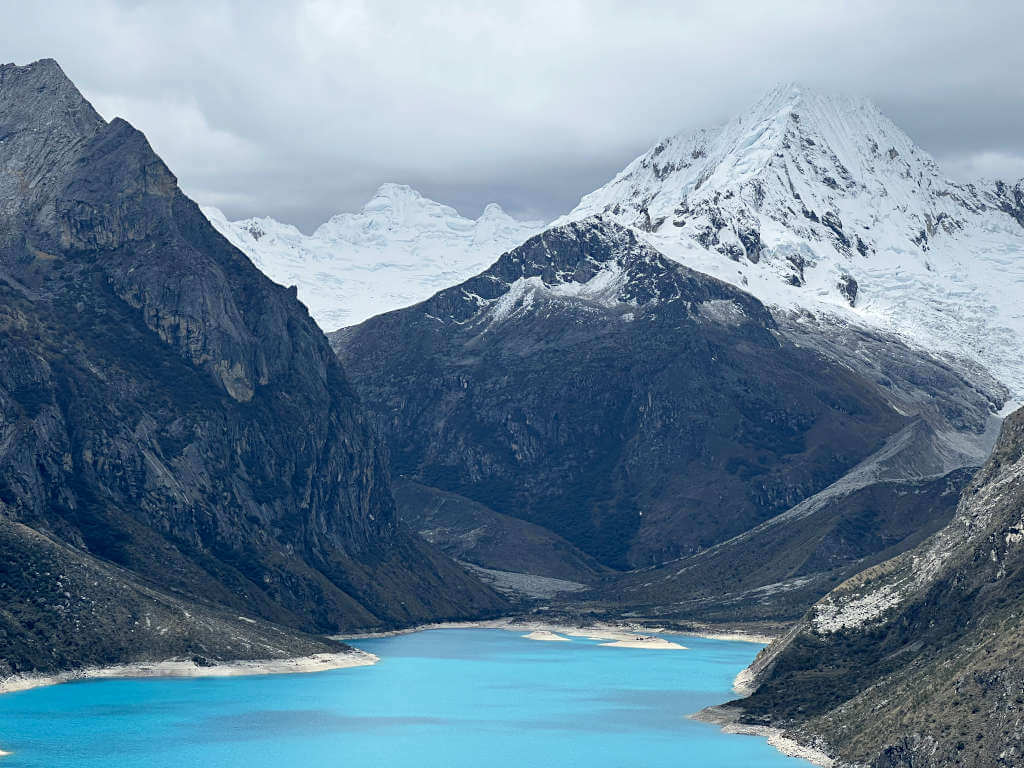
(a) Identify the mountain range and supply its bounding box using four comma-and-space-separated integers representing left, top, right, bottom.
323, 83, 1015, 613
203, 186, 542, 329
325, 82, 1022, 767
196, 74, 1021, 640
4, 56, 1024, 768
218, 84, 1024, 401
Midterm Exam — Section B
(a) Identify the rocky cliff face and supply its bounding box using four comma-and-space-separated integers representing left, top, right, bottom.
333, 217, 920, 570
736, 407, 1024, 767
0, 59, 503, 678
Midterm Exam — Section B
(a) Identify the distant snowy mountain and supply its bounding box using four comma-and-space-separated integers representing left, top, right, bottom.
203, 184, 543, 329
559, 84, 1024, 397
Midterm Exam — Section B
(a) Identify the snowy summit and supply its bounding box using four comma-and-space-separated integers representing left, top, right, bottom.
204, 184, 543, 330
560, 83, 1024, 397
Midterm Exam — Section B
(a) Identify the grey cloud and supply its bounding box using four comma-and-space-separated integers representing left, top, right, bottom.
3, 0, 1022, 231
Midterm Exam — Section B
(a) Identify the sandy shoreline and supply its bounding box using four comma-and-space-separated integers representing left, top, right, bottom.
599, 637, 686, 649
522, 630, 571, 641
0, 649, 378, 697
335, 616, 776, 645
721, 722, 834, 767
0, 649, 378, 758
693, 706, 834, 767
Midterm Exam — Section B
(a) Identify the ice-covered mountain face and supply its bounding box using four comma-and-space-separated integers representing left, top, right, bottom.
203, 184, 543, 330
561, 84, 1024, 398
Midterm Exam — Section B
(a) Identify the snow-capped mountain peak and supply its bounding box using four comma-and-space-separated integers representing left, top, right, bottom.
561, 84, 1024, 397
203, 186, 543, 330
314, 183, 465, 243
564, 83, 950, 258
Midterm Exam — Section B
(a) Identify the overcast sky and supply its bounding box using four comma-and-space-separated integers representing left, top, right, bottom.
4, 0, 1023, 231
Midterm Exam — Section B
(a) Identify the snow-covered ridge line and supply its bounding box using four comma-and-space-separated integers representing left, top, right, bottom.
560, 83, 1024, 396
204, 183, 543, 330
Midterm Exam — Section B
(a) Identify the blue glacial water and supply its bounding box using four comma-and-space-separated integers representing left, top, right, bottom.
0, 629, 811, 767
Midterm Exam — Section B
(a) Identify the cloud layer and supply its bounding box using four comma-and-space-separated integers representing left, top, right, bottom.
5, 0, 1023, 230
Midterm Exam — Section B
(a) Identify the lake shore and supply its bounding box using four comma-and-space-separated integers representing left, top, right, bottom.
0, 615, 764, 700
0, 618, 781, 761
521, 630, 571, 641
0, 649, 378, 697
0, 649, 378, 759
598, 637, 686, 649
693, 705, 834, 767
335, 616, 777, 645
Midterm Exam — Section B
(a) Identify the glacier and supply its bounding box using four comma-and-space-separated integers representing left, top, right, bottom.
558, 83, 1024, 399
203, 183, 543, 330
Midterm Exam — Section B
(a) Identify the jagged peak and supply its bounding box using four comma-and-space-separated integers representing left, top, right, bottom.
416, 215, 775, 331
586, 83, 927, 199
355, 182, 454, 223
308, 185, 542, 242
1, 57, 110, 222
479, 201, 512, 220
0, 57, 105, 137
554, 81, 1024, 402
562, 79, 956, 244
372, 181, 420, 197
748, 81, 882, 116
363, 182, 429, 208
1, 57, 72, 86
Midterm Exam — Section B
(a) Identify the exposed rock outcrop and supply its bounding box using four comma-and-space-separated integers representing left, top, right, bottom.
736, 408, 1024, 767
0, 59, 504, 678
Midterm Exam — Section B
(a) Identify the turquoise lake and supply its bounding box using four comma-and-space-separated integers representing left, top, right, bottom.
0, 629, 810, 767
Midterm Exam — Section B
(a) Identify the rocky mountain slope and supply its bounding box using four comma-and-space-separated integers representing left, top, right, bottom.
560, 84, 1024, 397
332, 218, 959, 575
392, 478, 607, 586
733, 407, 1024, 767
0, 58, 503, 678
586, 315, 1005, 623
204, 185, 542, 330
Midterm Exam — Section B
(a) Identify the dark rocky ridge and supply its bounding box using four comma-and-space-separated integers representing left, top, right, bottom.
0, 516, 343, 677
334, 217, 1003, 630
392, 478, 607, 584
333, 218, 913, 571
0, 59, 503, 677
734, 407, 1024, 767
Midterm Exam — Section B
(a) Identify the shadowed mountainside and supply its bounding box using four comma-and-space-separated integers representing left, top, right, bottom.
0, 59, 504, 678
334, 219, 916, 571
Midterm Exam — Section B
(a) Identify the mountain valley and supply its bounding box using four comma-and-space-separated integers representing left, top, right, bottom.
2, 52, 1024, 768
